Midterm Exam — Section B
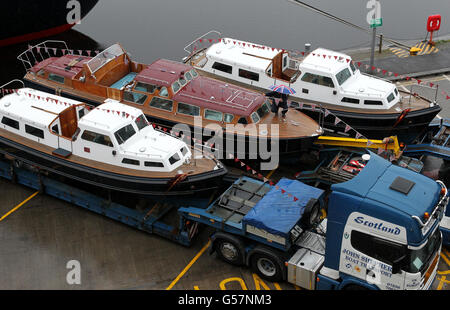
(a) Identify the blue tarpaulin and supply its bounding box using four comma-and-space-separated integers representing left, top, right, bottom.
242, 178, 324, 237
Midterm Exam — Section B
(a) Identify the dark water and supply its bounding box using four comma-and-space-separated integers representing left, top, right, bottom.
74, 0, 450, 61
2, 0, 450, 86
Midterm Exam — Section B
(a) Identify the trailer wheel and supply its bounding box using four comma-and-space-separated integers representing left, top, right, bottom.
214, 235, 245, 266
250, 252, 284, 282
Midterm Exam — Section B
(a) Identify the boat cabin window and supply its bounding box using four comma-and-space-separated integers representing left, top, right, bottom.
394, 88, 399, 96
184, 71, 193, 81
387, 93, 395, 103
123, 91, 148, 105
159, 87, 169, 97
114, 124, 136, 145
251, 112, 260, 123
190, 69, 198, 78
78, 109, 85, 119
145, 161, 164, 168
341, 97, 360, 104
349, 61, 357, 74
149, 97, 173, 112
51, 124, 60, 134
48, 73, 65, 84
135, 82, 157, 94
204, 109, 223, 122
283, 55, 288, 69
178, 102, 200, 117
172, 81, 181, 94
25, 124, 44, 139
224, 113, 234, 123
256, 102, 270, 119
364, 100, 383, 106
238, 117, 248, 125
212, 62, 232, 74
239, 69, 259, 82
179, 76, 187, 86
122, 158, 140, 166
37, 69, 46, 77
180, 147, 188, 156
169, 153, 181, 165
301, 73, 335, 88
336, 68, 352, 86
81, 130, 114, 147
135, 114, 149, 131
1, 116, 19, 130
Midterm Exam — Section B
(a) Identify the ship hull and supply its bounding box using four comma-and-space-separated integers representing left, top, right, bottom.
0, 0, 99, 46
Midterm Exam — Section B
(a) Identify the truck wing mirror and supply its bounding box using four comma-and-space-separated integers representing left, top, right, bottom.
391, 255, 407, 274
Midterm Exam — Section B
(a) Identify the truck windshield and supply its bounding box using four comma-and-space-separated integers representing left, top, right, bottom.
404, 228, 441, 274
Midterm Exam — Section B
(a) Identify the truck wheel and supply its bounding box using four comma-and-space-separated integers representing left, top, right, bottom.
250, 252, 284, 282
214, 236, 245, 266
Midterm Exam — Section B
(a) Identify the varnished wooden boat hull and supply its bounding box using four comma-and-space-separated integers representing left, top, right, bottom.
24, 79, 319, 159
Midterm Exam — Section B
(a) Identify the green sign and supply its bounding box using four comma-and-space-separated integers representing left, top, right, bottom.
370, 18, 383, 28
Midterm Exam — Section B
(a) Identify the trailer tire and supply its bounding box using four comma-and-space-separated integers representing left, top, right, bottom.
301, 198, 321, 229
213, 234, 245, 266
250, 251, 284, 283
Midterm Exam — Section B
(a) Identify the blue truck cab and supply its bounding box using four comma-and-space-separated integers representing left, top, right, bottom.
178, 152, 448, 290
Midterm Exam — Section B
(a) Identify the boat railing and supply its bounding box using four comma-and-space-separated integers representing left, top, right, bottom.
17, 40, 70, 72
340, 89, 384, 98
183, 30, 222, 59
360, 72, 391, 83
0, 79, 24, 98
404, 83, 439, 106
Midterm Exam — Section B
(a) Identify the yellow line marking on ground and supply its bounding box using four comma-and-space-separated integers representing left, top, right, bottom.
166, 240, 211, 290
0, 191, 39, 223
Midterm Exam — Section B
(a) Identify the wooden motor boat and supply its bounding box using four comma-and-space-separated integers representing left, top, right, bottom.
182, 34, 441, 143
20, 42, 322, 161
0, 88, 227, 196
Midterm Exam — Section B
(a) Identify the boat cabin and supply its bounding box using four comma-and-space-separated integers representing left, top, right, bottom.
27, 44, 276, 128
0, 89, 192, 172
190, 38, 402, 110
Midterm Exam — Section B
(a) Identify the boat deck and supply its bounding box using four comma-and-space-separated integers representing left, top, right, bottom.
0, 128, 218, 179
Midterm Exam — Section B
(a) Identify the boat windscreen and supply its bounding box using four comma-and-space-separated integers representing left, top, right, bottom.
114, 124, 136, 145
86, 44, 125, 74
135, 114, 149, 131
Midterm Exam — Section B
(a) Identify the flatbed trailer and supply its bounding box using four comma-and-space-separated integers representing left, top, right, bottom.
0, 158, 212, 246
